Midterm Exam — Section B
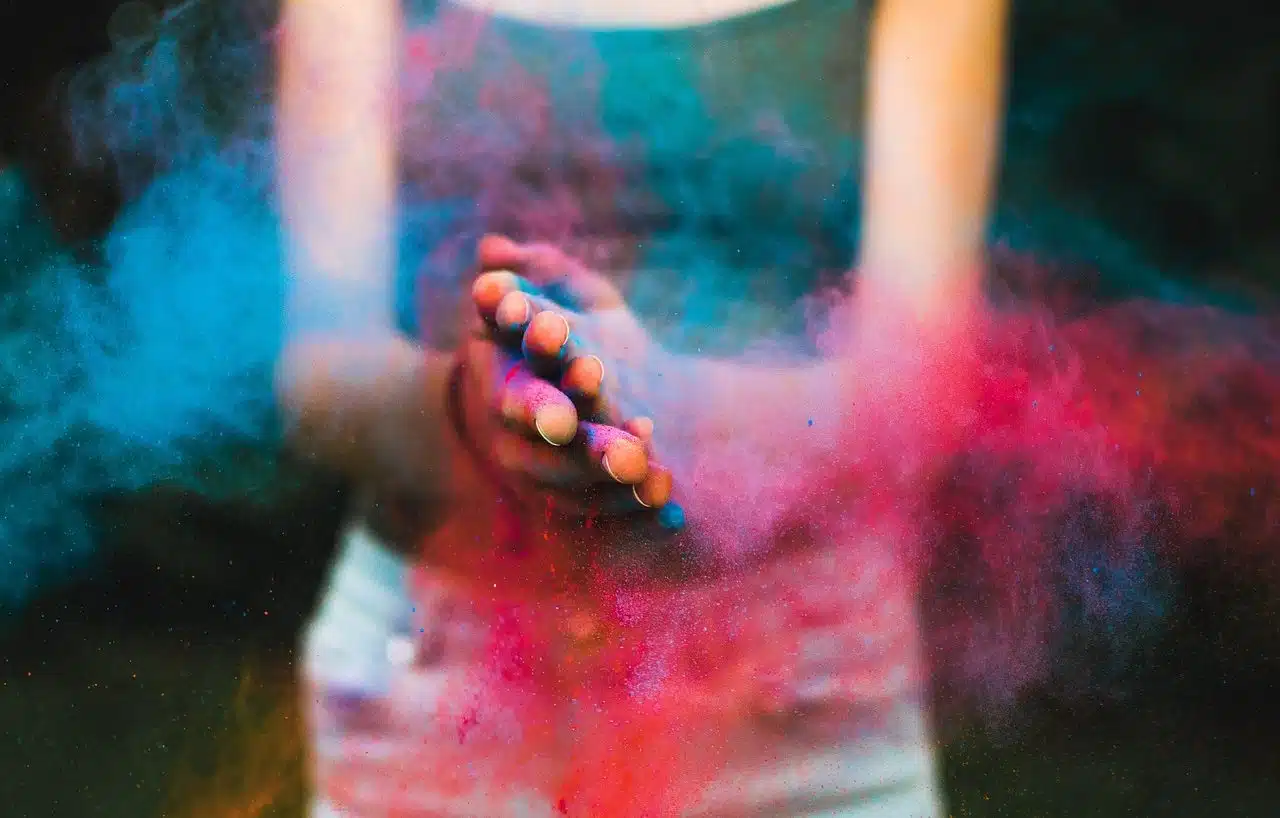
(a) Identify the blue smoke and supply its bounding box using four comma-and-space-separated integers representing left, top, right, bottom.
0, 172, 101, 602
0, 0, 285, 606
81, 159, 284, 470
0, 158, 285, 606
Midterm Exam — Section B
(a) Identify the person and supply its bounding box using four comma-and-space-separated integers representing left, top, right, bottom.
277, 0, 1009, 814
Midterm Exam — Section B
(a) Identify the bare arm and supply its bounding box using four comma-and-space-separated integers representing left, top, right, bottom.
278, 0, 398, 335
275, 0, 454, 490
857, 0, 1009, 335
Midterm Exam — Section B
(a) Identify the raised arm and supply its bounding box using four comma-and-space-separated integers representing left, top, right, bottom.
682, 0, 1011, 401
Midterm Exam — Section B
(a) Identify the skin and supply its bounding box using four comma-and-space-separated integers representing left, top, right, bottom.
275, 0, 1009, 546
856, 0, 1008, 356
276, 0, 660, 532
458, 236, 673, 512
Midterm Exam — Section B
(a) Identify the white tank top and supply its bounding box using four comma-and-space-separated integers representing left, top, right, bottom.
303, 526, 944, 816
303, 1, 943, 814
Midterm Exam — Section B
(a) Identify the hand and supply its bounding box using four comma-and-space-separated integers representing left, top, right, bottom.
453, 235, 677, 521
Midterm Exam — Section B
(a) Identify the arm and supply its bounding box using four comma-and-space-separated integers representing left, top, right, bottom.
275, 0, 455, 492
654, 0, 1012, 563
856, 0, 1009, 338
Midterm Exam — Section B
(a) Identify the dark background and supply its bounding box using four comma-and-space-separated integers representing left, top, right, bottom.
1, 0, 1279, 815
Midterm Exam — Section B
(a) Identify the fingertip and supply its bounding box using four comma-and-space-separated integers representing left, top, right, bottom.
478, 234, 527, 269
472, 270, 519, 315
600, 437, 648, 485
525, 310, 571, 359
622, 416, 654, 445
495, 291, 532, 331
634, 467, 673, 510
563, 354, 605, 398
533, 401, 578, 447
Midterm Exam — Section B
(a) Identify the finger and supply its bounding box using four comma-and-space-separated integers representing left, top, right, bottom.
617, 421, 683, 527
489, 430, 585, 486
499, 366, 578, 446
621, 416, 654, 447
478, 234, 624, 311
477, 233, 529, 273
562, 354, 605, 404
631, 464, 673, 509
522, 308, 572, 362
578, 421, 648, 485
471, 270, 521, 324
629, 468, 687, 536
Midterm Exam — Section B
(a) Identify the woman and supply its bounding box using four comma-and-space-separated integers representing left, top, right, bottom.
279, 0, 1007, 814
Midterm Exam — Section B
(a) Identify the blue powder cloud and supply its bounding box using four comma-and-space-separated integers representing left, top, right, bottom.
78, 159, 284, 468
0, 157, 284, 607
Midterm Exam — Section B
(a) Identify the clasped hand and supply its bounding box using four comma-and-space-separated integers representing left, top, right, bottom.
453, 235, 680, 527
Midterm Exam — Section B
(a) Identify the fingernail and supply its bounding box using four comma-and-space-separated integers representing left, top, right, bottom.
628, 416, 654, 443
553, 313, 571, 357
586, 355, 605, 383
535, 415, 564, 447
498, 294, 531, 329
632, 484, 653, 509
602, 453, 623, 483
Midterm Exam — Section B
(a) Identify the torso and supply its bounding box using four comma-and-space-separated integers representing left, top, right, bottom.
401, 0, 869, 352
313, 4, 944, 814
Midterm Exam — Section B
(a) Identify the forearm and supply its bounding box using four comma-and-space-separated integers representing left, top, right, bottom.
276, 0, 455, 496
857, 0, 1008, 334
277, 0, 400, 339
278, 334, 446, 472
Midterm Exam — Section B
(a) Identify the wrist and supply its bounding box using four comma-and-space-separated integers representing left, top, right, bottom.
354, 348, 476, 559
280, 334, 454, 485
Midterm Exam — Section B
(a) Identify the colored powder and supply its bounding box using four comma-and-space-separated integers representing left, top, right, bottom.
8, 2, 1277, 815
